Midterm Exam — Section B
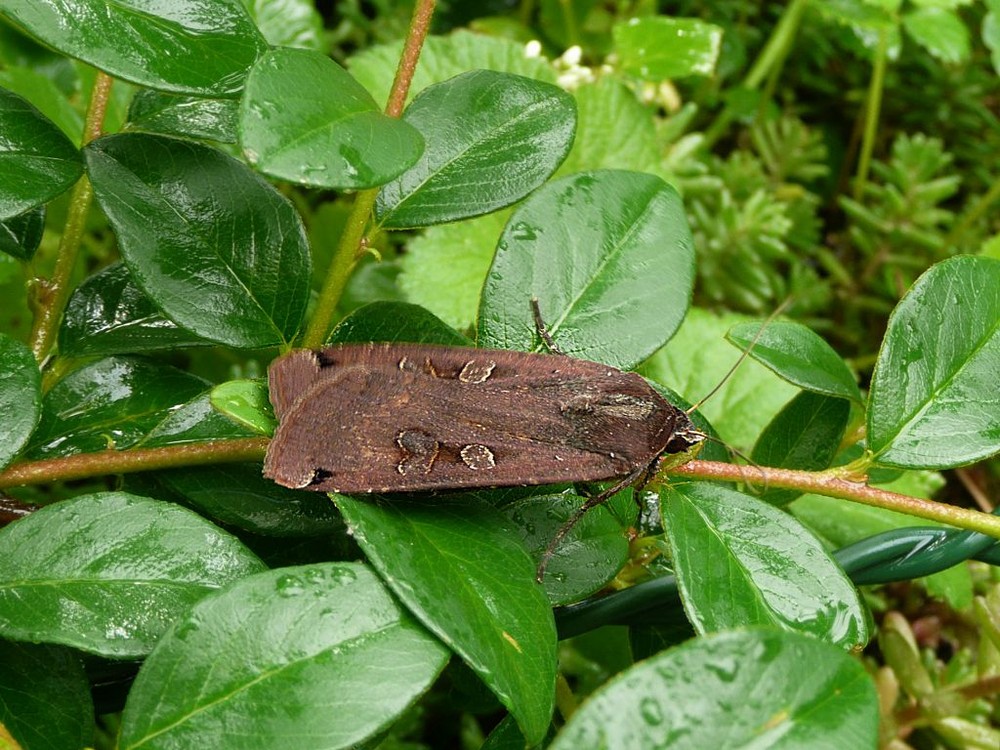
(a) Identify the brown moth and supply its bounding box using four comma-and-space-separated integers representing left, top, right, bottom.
263, 343, 703, 495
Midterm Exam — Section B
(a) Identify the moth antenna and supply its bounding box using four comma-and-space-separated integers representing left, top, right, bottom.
700, 435, 770, 492
685, 297, 794, 417
531, 298, 566, 356
536, 466, 647, 582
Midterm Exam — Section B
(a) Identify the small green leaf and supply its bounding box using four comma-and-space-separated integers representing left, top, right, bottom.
752, 392, 851, 506
85, 133, 311, 348
119, 563, 448, 750
335, 495, 556, 746
245, 0, 324, 50
903, 7, 970, 64
128, 90, 239, 143
139, 391, 258, 448
210, 379, 275, 437
0, 86, 82, 219
329, 301, 471, 346
727, 320, 862, 402
614, 16, 723, 80
240, 47, 423, 189
376, 70, 575, 228
0, 492, 265, 658
550, 629, 879, 749
0, 0, 266, 96
0, 641, 94, 750
0, 205, 44, 261
503, 493, 628, 606
479, 170, 694, 370
27, 356, 208, 459
59, 262, 212, 356
868, 256, 1000, 468
0, 333, 41, 471
663, 483, 869, 648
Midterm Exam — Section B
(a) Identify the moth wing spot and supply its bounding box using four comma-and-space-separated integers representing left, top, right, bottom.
458, 359, 497, 384
307, 468, 333, 488
460, 443, 496, 470
396, 429, 440, 476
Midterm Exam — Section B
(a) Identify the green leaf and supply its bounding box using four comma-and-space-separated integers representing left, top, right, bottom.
0, 205, 44, 261
902, 7, 970, 64
479, 171, 694, 370
613, 16, 723, 80
85, 133, 311, 348
397, 211, 509, 331
0, 492, 265, 658
556, 78, 659, 176
503, 493, 628, 606
868, 256, 1000, 468
335, 495, 556, 745
0, 0, 266, 96
0, 641, 94, 750
985, 4, 1000, 75
641, 308, 798, 451
550, 629, 879, 749
0, 86, 82, 219
59, 262, 212, 356
138, 391, 258, 448
751, 392, 851, 506
727, 320, 862, 402
157, 462, 343, 537
0, 66, 83, 143
663, 483, 869, 648
27, 356, 208, 459
210, 379, 275, 436
348, 31, 558, 109
119, 563, 448, 750
245, 0, 324, 50
376, 70, 575, 228
0, 333, 40, 471
239, 47, 423, 189
128, 90, 239, 143
329, 300, 472, 346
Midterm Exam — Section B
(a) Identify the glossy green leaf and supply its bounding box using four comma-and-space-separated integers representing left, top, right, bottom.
751, 392, 851, 506
139, 391, 258, 448
245, 0, 323, 50
556, 78, 659, 176
85, 133, 311, 348
329, 301, 471, 346
0, 86, 81, 219
119, 563, 449, 750
0, 333, 41, 470
0, 641, 94, 750
210, 379, 274, 436
128, 90, 239, 143
157, 463, 343, 537
0, 66, 83, 143
663, 483, 868, 648
550, 629, 879, 749
27, 356, 208, 459
903, 8, 970, 64
348, 31, 557, 109
336, 495, 556, 745
613, 16, 723, 80
0, 492, 265, 658
398, 211, 509, 331
641, 308, 798, 451
868, 256, 1000, 468
727, 320, 862, 402
240, 47, 423, 189
376, 70, 575, 228
503, 494, 627, 606
479, 171, 694, 370
0, 205, 44, 260
59, 262, 212, 356
0, 0, 266, 96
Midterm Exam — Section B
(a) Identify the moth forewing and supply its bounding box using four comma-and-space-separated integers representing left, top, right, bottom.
263, 344, 696, 494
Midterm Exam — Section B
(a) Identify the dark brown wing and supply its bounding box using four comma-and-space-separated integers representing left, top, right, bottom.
264, 348, 685, 493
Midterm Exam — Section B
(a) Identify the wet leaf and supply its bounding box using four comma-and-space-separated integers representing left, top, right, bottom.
0, 333, 41, 470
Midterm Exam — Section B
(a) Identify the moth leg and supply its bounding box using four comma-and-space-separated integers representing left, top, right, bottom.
530, 297, 566, 356
535, 464, 650, 582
